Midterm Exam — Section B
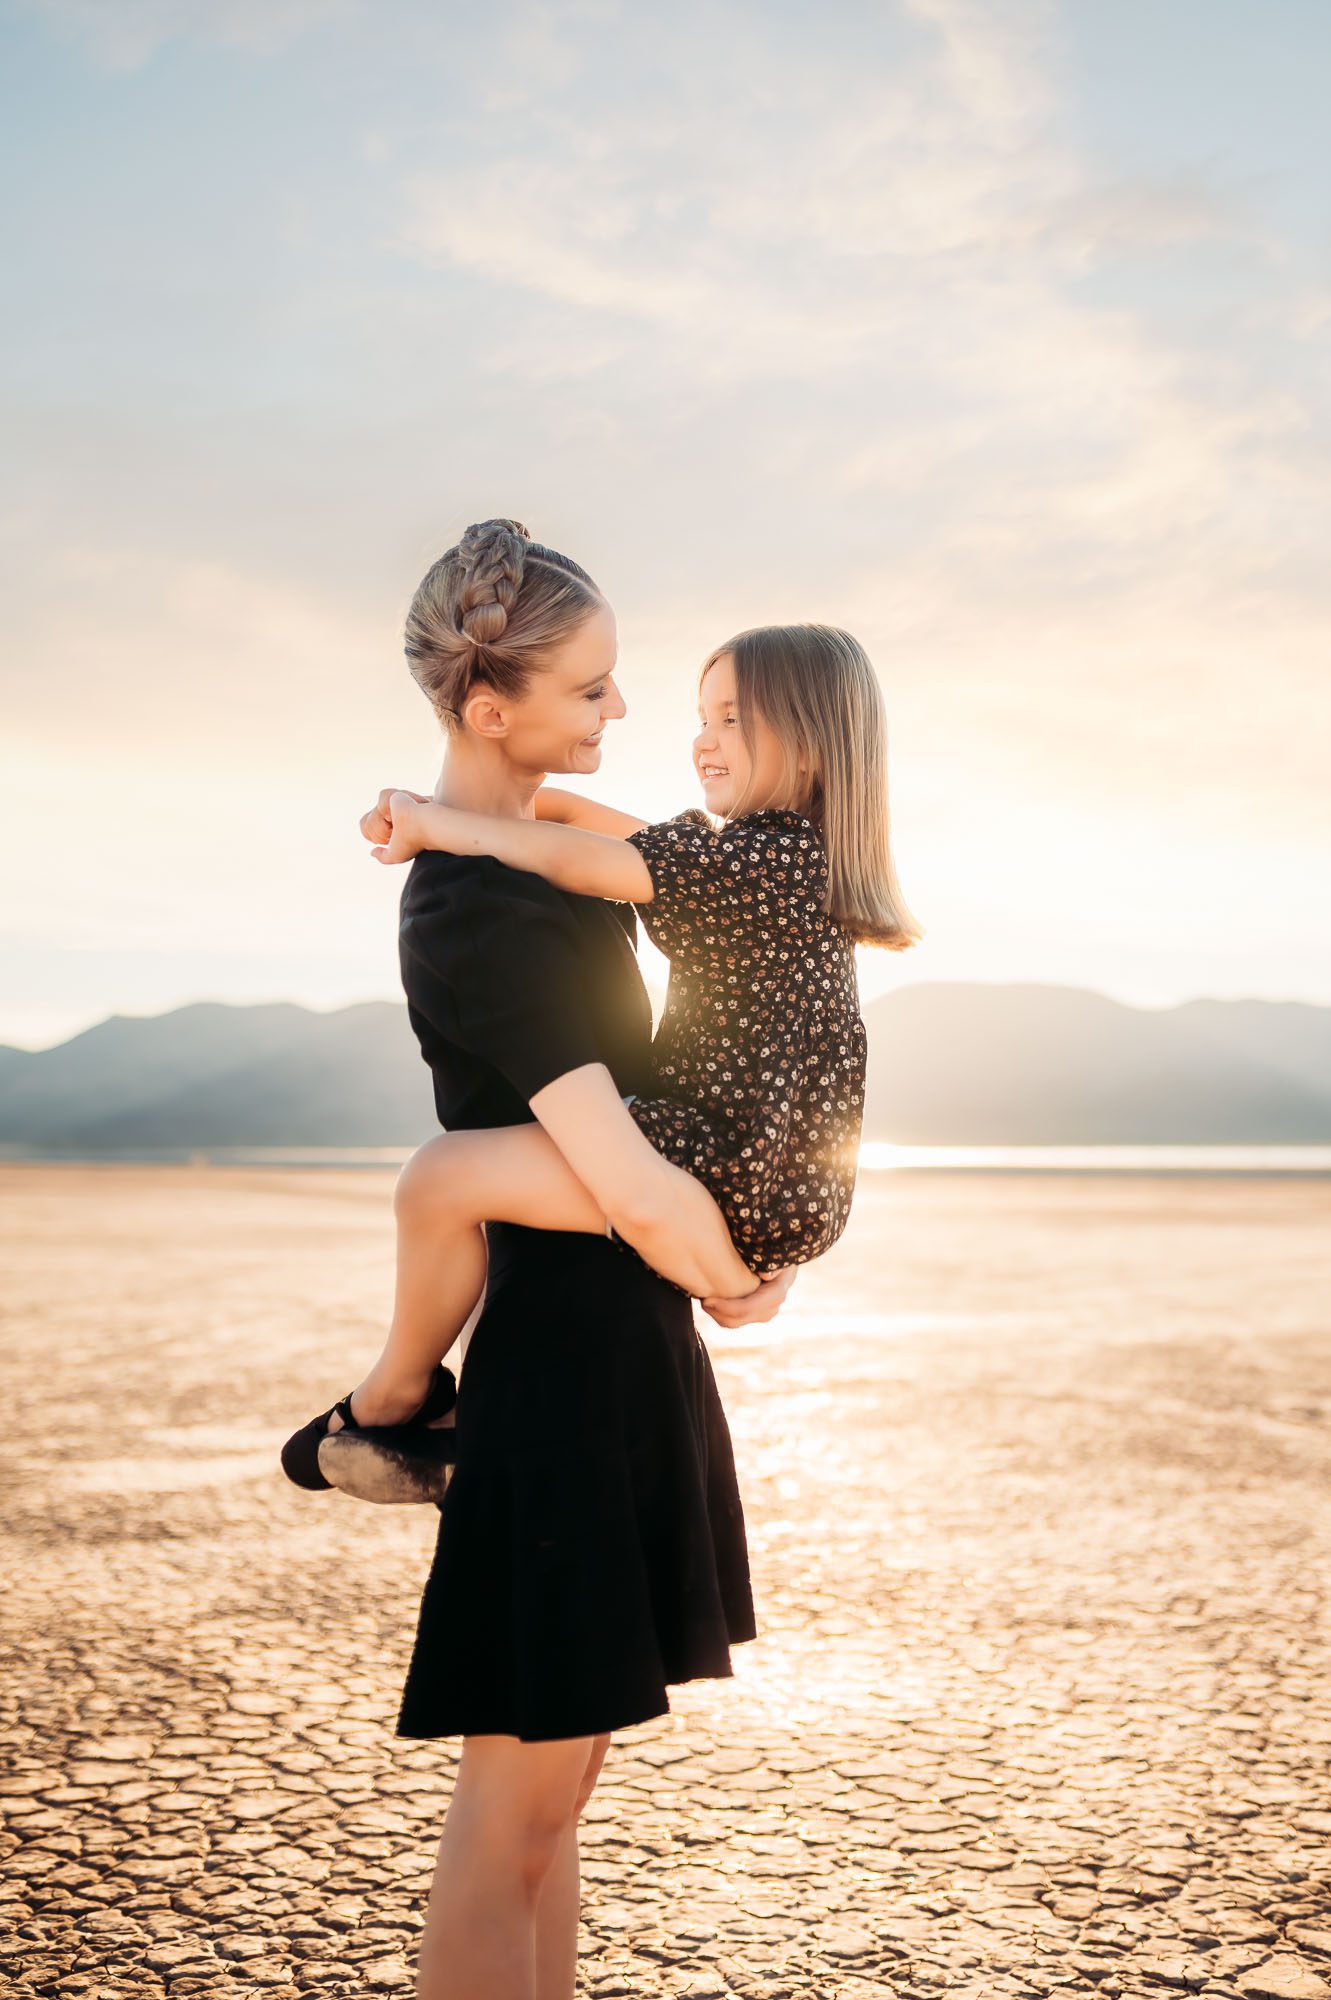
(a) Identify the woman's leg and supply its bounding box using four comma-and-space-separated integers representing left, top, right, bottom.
330, 1125, 610, 1430
532, 1732, 612, 2000
414, 1730, 607, 2000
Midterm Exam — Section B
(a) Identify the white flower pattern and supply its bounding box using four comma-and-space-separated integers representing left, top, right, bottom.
624, 807, 867, 1277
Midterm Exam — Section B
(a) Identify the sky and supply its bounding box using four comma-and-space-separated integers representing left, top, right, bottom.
1, 0, 1329, 1049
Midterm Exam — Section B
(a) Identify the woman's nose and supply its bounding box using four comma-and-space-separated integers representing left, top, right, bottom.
603, 676, 628, 721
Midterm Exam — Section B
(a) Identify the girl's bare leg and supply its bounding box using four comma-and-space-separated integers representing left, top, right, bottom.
327, 1125, 609, 1432
414, 1730, 610, 2000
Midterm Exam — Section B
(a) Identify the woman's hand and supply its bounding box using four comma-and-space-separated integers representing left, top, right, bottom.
700, 1265, 797, 1328
360, 787, 430, 851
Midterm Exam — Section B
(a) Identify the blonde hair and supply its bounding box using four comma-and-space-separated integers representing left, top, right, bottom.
702, 624, 921, 950
405, 518, 602, 727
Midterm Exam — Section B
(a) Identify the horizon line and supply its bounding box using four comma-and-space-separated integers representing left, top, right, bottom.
6, 978, 1331, 1057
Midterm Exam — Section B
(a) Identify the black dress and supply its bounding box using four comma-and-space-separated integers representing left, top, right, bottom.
624, 807, 867, 1277
392, 850, 757, 1745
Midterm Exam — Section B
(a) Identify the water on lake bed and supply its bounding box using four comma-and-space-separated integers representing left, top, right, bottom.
3, 1164, 1330, 1995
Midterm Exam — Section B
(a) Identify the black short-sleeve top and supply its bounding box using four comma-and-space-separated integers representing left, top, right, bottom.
398, 850, 655, 1134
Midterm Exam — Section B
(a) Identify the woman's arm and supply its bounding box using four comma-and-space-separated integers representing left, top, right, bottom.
375, 791, 655, 905
535, 786, 648, 839
528, 1062, 760, 1299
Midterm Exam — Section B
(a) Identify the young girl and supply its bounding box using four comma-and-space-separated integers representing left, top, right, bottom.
283, 622, 918, 1491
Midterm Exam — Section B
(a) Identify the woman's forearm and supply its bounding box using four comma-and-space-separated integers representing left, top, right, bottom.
527, 1063, 759, 1298
607, 1157, 760, 1298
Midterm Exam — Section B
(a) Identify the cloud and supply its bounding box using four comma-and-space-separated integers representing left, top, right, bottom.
389, 0, 1297, 437
10, 0, 1325, 847
1036, 176, 1254, 264
4, 0, 1329, 1031
390, 0, 1330, 723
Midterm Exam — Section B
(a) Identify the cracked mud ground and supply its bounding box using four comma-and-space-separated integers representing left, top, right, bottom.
3, 1163, 1330, 1999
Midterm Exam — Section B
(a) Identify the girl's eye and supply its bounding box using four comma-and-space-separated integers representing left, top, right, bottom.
586, 686, 607, 701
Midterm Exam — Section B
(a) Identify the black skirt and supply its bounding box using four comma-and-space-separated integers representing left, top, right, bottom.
395, 1223, 757, 1744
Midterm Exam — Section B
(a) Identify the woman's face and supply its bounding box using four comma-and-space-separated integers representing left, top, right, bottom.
476, 600, 627, 776
694, 654, 790, 817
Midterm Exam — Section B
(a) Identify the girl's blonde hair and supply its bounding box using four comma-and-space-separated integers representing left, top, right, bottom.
703, 623, 921, 950
405, 518, 603, 727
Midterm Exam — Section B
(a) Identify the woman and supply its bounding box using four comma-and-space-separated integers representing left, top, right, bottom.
360, 521, 793, 2000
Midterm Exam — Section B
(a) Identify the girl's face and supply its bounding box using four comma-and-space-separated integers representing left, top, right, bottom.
694, 654, 791, 817
469, 600, 627, 775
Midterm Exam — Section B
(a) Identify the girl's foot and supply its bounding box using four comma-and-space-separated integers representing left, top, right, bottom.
317, 1359, 461, 1506
279, 1363, 457, 1493
318, 1419, 457, 1505
324, 1363, 456, 1436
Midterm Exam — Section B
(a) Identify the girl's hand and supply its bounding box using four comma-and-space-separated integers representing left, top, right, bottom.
700, 1265, 797, 1328
360, 787, 430, 850
369, 791, 432, 866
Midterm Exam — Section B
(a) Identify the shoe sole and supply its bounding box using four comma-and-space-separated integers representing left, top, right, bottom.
317, 1430, 455, 1505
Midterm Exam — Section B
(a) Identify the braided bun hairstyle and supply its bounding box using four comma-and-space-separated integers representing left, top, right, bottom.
405, 518, 603, 726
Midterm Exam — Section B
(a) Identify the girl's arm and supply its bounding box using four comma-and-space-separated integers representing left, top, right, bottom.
535, 786, 648, 839
359, 785, 644, 849
375, 791, 655, 905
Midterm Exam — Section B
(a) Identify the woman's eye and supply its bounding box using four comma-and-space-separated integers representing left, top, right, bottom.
586, 686, 607, 701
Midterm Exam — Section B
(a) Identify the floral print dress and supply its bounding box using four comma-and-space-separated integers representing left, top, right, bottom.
623, 806, 867, 1278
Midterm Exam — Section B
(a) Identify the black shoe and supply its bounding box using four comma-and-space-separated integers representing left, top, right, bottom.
279, 1363, 458, 1492
318, 1418, 459, 1506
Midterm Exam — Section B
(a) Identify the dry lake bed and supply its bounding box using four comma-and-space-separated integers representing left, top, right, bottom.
2, 1163, 1330, 1999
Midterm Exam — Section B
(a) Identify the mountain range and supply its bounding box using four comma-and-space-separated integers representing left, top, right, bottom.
1, 984, 1328, 1153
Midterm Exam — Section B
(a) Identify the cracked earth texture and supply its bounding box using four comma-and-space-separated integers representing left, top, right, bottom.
2, 1163, 1330, 1999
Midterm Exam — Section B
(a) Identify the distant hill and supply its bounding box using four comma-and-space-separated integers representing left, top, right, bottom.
0, 1001, 431, 1151
861, 985, 1331, 1143
0, 985, 1328, 1153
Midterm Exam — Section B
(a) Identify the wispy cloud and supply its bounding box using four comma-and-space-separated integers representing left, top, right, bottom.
2, 0, 1328, 1041
389, 0, 1331, 837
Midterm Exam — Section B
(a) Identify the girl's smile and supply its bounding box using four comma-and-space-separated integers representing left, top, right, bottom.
694, 652, 790, 816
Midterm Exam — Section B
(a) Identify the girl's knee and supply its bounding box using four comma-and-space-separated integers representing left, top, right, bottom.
394, 1132, 475, 1226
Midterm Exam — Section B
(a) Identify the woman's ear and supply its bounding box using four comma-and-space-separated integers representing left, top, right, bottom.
460, 687, 510, 739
